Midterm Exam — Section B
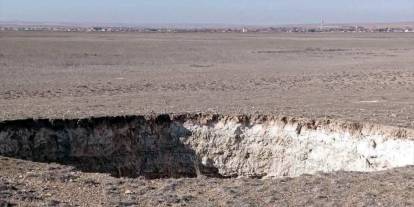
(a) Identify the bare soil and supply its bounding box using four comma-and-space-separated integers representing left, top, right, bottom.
1, 32, 414, 128
1, 31, 414, 206
1, 157, 413, 206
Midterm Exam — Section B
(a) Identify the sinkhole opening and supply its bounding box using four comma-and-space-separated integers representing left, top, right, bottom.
0, 114, 413, 179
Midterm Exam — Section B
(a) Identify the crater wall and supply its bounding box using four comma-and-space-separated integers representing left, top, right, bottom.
0, 114, 413, 178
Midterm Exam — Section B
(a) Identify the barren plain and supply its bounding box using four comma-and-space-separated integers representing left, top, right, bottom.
0, 31, 414, 206
1, 32, 414, 127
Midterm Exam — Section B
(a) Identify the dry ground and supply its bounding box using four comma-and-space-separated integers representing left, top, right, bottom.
1, 31, 414, 128
1, 31, 414, 206
1, 157, 413, 206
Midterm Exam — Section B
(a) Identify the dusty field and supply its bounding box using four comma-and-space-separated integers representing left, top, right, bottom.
1, 31, 414, 206
0, 156, 413, 206
1, 31, 414, 127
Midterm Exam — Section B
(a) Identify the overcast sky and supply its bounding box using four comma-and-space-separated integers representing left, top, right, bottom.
1, 0, 413, 25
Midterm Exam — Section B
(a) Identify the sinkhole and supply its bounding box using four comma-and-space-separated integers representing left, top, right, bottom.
0, 114, 413, 179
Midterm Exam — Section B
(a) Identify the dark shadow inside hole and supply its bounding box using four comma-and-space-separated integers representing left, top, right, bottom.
0, 115, 226, 179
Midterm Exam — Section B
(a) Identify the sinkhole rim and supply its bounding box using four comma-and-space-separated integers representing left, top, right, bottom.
0, 113, 413, 179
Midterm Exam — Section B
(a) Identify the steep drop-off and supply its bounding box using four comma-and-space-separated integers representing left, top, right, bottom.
0, 114, 413, 178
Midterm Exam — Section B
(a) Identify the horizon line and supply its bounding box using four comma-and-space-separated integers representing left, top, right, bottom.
1, 20, 414, 29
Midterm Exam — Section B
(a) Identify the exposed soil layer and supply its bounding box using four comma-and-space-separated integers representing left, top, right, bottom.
1, 31, 414, 206
1, 114, 413, 180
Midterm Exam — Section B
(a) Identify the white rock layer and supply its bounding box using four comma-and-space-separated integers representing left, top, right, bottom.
181, 118, 414, 178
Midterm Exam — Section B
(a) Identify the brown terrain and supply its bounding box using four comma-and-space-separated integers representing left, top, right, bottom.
1, 31, 414, 127
0, 31, 414, 206
1, 157, 413, 206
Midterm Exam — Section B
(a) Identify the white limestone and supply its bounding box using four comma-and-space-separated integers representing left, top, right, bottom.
181, 119, 414, 178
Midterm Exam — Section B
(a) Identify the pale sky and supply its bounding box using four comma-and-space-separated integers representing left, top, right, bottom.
1, 0, 413, 25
